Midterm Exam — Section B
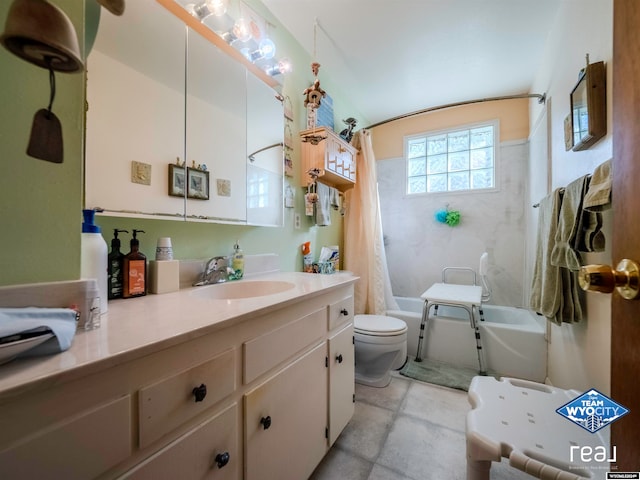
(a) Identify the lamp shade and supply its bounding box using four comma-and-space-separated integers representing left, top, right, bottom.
0, 0, 84, 72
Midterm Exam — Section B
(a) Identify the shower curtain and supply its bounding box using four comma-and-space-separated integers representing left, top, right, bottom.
345, 129, 399, 314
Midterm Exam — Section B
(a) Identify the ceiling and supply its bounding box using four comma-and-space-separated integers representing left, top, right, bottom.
260, 0, 561, 127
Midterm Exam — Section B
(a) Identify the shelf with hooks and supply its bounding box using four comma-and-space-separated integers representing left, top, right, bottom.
300, 127, 357, 192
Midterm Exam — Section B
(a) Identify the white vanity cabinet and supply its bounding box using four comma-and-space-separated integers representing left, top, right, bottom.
244, 343, 328, 480
0, 281, 356, 480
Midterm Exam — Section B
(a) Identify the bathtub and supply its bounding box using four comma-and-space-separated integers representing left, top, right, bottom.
387, 297, 547, 382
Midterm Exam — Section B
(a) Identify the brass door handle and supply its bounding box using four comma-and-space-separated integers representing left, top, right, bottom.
578, 259, 640, 300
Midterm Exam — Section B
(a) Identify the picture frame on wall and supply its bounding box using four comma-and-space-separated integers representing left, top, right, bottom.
187, 167, 210, 200
168, 164, 185, 197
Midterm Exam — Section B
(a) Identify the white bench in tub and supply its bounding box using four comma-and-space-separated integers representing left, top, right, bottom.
466, 376, 610, 480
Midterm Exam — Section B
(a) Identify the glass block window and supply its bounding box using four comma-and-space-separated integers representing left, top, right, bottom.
406, 122, 497, 194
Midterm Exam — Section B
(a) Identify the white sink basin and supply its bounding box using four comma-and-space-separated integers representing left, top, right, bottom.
191, 280, 296, 300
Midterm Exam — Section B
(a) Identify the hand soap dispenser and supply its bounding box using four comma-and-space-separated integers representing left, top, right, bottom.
80, 209, 108, 315
123, 229, 147, 298
107, 229, 128, 299
230, 240, 244, 280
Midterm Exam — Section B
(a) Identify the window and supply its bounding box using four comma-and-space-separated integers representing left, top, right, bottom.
406, 122, 497, 194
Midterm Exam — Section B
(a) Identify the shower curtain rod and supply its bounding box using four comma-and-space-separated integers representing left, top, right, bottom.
364, 92, 546, 130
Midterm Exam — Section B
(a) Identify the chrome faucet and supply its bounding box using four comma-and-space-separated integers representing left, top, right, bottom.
193, 256, 233, 286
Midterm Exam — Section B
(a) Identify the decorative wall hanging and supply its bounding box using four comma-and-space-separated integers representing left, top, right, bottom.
168, 163, 185, 197
0, 0, 85, 163
187, 167, 210, 200
435, 206, 461, 227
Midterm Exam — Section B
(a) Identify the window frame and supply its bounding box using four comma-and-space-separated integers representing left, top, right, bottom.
403, 119, 500, 197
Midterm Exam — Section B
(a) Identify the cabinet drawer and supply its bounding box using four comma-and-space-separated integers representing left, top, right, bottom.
243, 307, 326, 384
328, 296, 354, 330
139, 348, 236, 448
124, 403, 238, 480
0, 395, 132, 480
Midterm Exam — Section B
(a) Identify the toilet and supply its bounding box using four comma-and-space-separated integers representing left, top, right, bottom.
354, 314, 408, 387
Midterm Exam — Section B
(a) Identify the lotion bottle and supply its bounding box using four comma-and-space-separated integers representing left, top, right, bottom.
230, 240, 244, 280
80, 209, 108, 314
107, 229, 128, 299
123, 229, 147, 298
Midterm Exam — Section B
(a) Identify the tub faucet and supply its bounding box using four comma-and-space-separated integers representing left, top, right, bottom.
193, 256, 233, 286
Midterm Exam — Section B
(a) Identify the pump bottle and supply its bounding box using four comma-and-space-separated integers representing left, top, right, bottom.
80, 209, 108, 315
123, 229, 147, 298
107, 229, 128, 299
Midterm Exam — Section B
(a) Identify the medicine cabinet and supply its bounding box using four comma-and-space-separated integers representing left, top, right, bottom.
570, 60, 606, 151
85, 0, 283, 226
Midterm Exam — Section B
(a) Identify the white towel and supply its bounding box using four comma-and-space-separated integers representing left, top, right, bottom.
329, 187, 341, 210
0, 307, 77, 357
583, 159, 612, 211
315, 181, 331, 226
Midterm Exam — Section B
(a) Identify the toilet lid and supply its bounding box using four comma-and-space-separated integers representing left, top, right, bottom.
354, 315, 407, 336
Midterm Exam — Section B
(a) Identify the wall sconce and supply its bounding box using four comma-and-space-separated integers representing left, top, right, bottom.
0, 0, 84, 163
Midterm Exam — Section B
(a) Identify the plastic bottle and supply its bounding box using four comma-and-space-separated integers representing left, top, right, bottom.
80, 209, 108, 314
107, 229, 128, 299
230, 240, 244, 280
122, 229, 147, 298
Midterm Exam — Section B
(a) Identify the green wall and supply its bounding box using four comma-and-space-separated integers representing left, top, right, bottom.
0, 0, 368, 286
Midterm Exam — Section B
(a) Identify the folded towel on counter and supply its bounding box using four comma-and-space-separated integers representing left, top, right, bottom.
314, 181, 332, 226
583, 159, 612, 211
0, 307, 77, 357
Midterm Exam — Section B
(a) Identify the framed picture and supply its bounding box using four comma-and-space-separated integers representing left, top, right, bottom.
187, 167, 210, 200
168, 164, 185, 197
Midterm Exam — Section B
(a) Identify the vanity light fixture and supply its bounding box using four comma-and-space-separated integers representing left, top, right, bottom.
188, 0, 227, 21
242, 37, 275, 62
264, 57, 292, 76
231, 17, 252, 43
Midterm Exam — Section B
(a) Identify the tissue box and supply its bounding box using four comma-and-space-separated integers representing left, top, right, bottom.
149, 260, 180, 294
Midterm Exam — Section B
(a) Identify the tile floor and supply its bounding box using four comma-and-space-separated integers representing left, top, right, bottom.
310, 373, 533, 480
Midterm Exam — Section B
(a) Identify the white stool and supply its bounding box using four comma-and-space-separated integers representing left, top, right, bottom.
415, 282, 486, 374
466, 376, 610, 480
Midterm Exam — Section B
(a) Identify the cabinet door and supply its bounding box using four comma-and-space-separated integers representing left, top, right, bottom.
124, 403, 238, 480
244, 343, 327, 480
328, 323, 355, 445
85, 0, 186, 219
0, 395, 132, 480
185, 28, 247, 223
246, 72, 284, 227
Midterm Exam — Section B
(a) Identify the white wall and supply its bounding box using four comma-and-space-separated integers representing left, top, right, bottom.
378, 140, 527, 307
528, 0, 613, 394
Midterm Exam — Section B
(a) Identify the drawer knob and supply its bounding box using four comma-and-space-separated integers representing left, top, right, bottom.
340, 308, 349, 316
336, 354, 343, 364
260, 415, 272, 430
192, 383, 207, 402
215, 452, 230, 468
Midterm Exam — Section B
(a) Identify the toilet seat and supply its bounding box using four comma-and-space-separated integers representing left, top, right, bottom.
354, 315, 407, 336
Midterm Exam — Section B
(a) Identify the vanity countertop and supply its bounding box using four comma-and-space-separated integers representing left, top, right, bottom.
0, 271, 358, 400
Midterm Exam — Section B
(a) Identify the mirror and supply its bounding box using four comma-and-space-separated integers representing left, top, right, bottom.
570, 60, 606, 151
185, 28, 247, 223
85, 0, 284, 225
246, 72, 284, 226
86, 0, 186, 220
